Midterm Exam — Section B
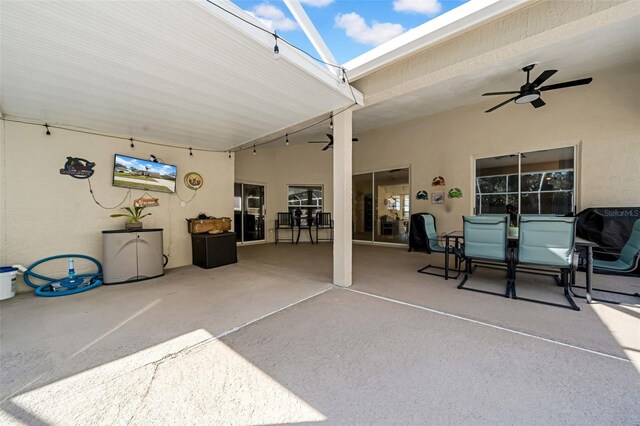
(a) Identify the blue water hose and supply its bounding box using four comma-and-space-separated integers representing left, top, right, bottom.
24, 254, 103, 297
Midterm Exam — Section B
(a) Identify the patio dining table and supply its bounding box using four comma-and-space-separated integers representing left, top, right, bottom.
443, 231, 598, 303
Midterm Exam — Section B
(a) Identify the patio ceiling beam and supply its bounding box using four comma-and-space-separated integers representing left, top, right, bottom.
283, 0, 340, 76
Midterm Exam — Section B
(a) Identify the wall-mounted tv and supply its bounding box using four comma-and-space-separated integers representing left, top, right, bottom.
112, 154, 177, 193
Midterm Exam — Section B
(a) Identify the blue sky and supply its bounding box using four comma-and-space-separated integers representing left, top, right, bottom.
115, 155, 177, 178
233, 0, 468, 64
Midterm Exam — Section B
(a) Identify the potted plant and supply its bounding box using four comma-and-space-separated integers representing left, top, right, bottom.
110, 205, 151, 230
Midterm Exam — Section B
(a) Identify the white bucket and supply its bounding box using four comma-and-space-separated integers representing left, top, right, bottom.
0, 267, 18, 300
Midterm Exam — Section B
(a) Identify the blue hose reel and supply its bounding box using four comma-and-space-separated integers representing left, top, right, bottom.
24, 254, 103, 297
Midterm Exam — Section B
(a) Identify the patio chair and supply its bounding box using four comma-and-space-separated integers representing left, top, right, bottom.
315, 212, 334, 243
458, 215, 513, 297
417, 213, 463, 278
512, 215, 579, 310
573, 219, 640, 302
275, 212, 294, 245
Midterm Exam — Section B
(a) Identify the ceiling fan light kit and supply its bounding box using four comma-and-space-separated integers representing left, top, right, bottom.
483, 64, 592, 113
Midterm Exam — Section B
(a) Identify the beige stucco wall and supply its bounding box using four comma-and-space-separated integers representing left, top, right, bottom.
2, 122, 233, 293
236, 61, 639, 244
234, 143, 333, 243
354, 61, 640, 234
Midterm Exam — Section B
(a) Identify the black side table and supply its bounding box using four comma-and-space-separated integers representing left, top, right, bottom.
191, 232, 237, 269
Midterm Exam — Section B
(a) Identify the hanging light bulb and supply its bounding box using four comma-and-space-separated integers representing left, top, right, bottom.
273, 32, 280, 60
285, 133, 289, 146
130, 137, 135, 150
189, 147, 193, 157
329, 114, 333, 130
228, 151, 232, 159
44, 123, 51, 136
340, 68, 347, 88
253, 145, 256, 155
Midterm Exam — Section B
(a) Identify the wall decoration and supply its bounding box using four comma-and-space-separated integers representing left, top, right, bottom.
184, 172, 204, 190
431, 176, 446, 187
432, 192, 445, 204
416, 190, 429, 200
447, 188, 463, 199
59, 157, 95, 179
134, 197, 159, 207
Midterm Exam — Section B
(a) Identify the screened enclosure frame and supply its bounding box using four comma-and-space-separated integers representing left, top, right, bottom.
473, 145, 579, 217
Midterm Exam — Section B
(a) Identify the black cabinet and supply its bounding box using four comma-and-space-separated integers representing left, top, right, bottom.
191, 232, 237, 269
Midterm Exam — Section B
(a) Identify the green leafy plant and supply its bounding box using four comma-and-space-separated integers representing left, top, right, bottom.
110, 205, 151, 223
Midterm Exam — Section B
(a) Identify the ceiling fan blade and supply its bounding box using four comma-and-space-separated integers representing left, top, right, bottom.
539, 77, 592, 92
531, 69, 557, 87
322, 142, 333, 151
531, 98, 546, 108
482, 91, 520, 96
326, 134, 333, 141
485, 96, 519, 113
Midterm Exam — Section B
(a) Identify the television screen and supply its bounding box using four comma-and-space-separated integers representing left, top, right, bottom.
113, 154, 177, 193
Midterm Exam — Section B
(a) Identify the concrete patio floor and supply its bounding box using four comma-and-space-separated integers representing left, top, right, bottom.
1, 244, 639, 424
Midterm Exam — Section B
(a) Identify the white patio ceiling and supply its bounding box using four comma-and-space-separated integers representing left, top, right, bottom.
0, 0, 356, 151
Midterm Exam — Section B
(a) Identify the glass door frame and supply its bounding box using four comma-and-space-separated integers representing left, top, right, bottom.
353, 165, 412, 246
234, 181, 267, 244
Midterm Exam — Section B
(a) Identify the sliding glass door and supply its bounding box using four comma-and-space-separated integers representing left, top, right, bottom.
353, 168, 410, 244
234, 182, 265, 243
475, 146, 575, 217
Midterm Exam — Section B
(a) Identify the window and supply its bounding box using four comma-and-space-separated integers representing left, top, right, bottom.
288, 185, 323, 218
475, 147, 575, 216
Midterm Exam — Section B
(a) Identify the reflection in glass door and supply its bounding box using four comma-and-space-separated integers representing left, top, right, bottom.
353, 168, 410, 244
234, 183, 265, 243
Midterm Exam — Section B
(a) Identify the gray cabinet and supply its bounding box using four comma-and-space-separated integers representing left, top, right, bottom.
102, 229, 164, 284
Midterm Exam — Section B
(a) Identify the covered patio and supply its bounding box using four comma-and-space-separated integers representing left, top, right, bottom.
2, 244, 639, 424
2, 0, 640, 423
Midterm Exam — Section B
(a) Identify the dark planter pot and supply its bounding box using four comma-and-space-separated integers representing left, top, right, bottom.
125, 222, 143, 231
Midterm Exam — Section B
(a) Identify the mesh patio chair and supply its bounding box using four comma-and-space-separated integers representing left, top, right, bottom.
513, 215, 579, 310
458, 215, 513, 297
417, 213, 464, 278
573, 219, 640, 303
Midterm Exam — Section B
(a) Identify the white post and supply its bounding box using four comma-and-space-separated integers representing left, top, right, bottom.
333, 109, 352, 287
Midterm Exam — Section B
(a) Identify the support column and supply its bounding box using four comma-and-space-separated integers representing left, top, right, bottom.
333, 109, 352, 287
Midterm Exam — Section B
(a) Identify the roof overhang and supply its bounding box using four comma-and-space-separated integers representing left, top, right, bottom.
0, 0, 362, 151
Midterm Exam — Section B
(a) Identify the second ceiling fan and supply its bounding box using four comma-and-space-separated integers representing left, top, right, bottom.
308, 133, 359, 151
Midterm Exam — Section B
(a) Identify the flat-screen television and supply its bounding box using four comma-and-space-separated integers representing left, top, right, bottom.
112, 154, 177, 193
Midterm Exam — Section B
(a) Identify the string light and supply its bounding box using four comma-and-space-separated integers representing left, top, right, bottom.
189, 147, 193, 157
130, 137, 135, 150
340, 68, 347, 88
285, 133, 289, 146
329, 114, 333, 130
273, 32, 280, 60
253, 145, 256, 155
44, 123, 51, 136
228, 151, 231, 159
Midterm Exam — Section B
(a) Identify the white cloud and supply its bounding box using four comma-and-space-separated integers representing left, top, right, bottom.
393, 0, 442, 15
299, 0, 335, 6
246, 4, 297, 32
335, 12, 404, 46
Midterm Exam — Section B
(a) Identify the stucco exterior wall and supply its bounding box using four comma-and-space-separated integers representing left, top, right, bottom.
353, 61, 640, 234
234, 143, 333, 243
236, 62, 639, 245
2, 122, 234, 293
